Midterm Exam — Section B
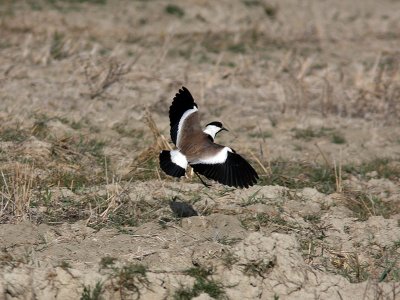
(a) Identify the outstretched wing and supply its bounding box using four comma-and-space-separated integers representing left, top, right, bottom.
169, 87, 198, 145
191, 151, 259, 188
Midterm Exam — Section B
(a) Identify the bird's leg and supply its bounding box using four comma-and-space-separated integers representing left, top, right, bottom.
194, 171, 210, 188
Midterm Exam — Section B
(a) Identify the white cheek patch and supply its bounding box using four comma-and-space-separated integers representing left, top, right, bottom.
203, 125, 221, 139
170, 150, 188, 169
194, 147, 233, 165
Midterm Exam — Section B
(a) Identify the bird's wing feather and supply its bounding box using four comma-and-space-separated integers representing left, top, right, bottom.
191, 151, 259, 188
169, 87, 199, 146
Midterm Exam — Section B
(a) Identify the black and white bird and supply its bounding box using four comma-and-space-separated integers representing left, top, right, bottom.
159, 87, 258, 188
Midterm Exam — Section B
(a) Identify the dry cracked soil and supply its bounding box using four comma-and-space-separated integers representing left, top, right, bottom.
0, 0, 400, 299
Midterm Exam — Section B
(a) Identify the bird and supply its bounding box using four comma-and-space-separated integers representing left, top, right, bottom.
159, 86, 258, 188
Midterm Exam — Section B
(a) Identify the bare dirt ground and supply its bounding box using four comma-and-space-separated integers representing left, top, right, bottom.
0, 0, 400, 299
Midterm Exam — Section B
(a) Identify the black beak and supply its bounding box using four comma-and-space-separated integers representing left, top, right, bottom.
221, 127, 229, 132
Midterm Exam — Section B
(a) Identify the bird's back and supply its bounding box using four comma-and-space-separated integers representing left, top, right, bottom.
178, 112, 224, 162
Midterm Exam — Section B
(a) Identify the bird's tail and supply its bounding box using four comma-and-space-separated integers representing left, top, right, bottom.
159, 150, 188, 178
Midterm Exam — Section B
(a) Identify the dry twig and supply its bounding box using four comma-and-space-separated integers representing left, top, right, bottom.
84, 58, 133, 99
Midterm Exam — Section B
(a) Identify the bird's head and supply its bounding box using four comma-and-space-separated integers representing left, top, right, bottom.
203, 121, 228, 140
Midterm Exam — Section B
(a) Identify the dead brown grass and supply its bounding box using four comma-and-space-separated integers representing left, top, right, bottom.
0, 163, 34, 222
84, 57, 134, 99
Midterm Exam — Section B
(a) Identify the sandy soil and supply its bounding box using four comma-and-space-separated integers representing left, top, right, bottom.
0, 0, 399, 299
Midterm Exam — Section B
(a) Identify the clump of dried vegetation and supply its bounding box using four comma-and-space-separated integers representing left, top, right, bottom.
0, 163, 34, 222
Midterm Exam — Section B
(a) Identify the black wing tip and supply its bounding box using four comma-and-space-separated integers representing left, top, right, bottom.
179, 86, 190, 94
173, 86, 194, 102
191, 151, 259, 189
191, 168, 258, 189
231, 174, 258, 189
169, 86, 197, 120
159, 150, 186, 178
219, 172, 258, 189
172, 86, 198, 108
227, 152, 259, 188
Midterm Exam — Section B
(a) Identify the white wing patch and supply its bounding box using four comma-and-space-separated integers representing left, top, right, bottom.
176, 106, 198, 147
170, 150, 188, 169
192, 147, 233, 165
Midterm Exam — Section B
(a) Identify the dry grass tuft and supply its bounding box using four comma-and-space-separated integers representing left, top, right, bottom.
127, 111, 171, 181
342, 191, 399, 221
144, 111, 171, 152
0, 163, 35, 222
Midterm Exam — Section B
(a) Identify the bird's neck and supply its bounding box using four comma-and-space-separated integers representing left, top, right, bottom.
206, 135, 214, 142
